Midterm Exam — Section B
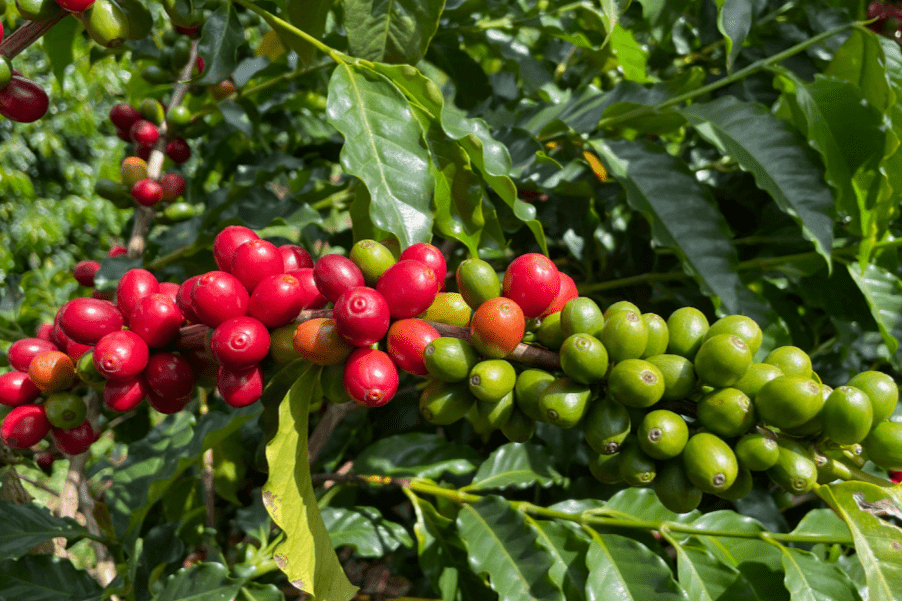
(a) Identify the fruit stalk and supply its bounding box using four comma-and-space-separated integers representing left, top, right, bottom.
0, 14, 68, 59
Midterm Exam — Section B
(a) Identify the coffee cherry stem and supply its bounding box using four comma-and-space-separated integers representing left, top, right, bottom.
0, 14, 68, 60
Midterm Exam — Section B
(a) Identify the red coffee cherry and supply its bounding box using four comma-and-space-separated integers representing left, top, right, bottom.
190, 271, 249, 327
7, 337, 57, 372
400, 243, 447, 290
130, 293, 184, 348
58, 298, 125, 345
377, 260, 439, 319
51, 421, 99, 455
248, 274, 305, 328
279, 244, 314, 271
132, 178, 164, 206
50, 320, 70, 350
0, 372, 41, 407
55, 0, 95, 12
386, 319, 439, 376
287, 268, 328, 310
213, 226, 259, 271
231, 239, 284, 293
35, 451, 55, 475
1, 405, 51, 449
145, 352, 197, 398
160, 173, 186, 201
176, 274, 202, 324
104, 375, 149, 412
130, 119, 159, 147
148, 391, 191, 414
217, 364, 264, 407
313, 254, 365, 303
117, 268, 160, 320
540, 272, 579, 318
344, 348, 399, 407
293, 318, 354, 365
73, 260, 100, 287
93, 330, 149, 381
109, 102, 142, 131
502, 253, 560, 319
166, 137, 192, 163
0, 75, 49, 123
35, 323, 54, 341
333, 287, 391, 347
108, 245, 127, 258
158, 282, 180, 302
65, 338, 92, 362
210, 316, 270, 369
469, 296, 525, 359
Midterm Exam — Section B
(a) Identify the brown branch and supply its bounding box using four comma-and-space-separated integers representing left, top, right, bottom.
0, 14, 68, 60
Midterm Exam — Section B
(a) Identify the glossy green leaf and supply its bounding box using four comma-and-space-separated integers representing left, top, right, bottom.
588, 137, 770, 321
43, 16, 79, 85
321, 506, 413, 557
262, 365, 358, 601
681, 96, 835, 266
0, 500, 91, 561
817, 481, 902, 601
634, 0, 691, 42
847, 262, 902, 359
780, 547, 862, 601
609, 25, 650, 82
286, 0, 332, 66
529, 518, 591, 601
239, 583, 285, 601
343, 0, 445, 64
714, 0, 753, 68
457, 495, 564, 601
151, 562, 242, 601
464, 443, 566, 492
672, 542, 760, 601
791, 508, 852, 541
325, 63, 434, 248
584, 529, 688, 601
354, 432, 481, 478
0, 556, 103, 601
603, 487, 701, 524
197, 4, 245, 85
826, 28, 893, 112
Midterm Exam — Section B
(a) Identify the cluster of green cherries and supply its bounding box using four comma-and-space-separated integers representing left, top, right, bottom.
419, 299, 901, 514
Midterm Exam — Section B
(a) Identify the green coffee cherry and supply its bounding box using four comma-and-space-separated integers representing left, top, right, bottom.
694, 334, 752, 388
607, 359, 665, 408
560, 297, 604, 339
821, 386, 873, 445
350, 239, 396, 287
603, 301, 640, 320
477, 391, 514, 430
716, 468, 754, 501
666, 307, 709, 360
583, 397, 631, 455
44, 392, 87, 430
600, 310, 648, 363
734, 363, 783, 398
705, 315, 763, 356
423, 337, 478, 383
734, 432, 779, 471
501, 408, 535, 443
862, 420, 902, 471
763, 346, 812, 379
755, 376, 823, 430
559, 333, 608, 384
589, 451, 623, 484
469, 360, 517, 403
646, 354, 697, 401
638, 409, 688, 460
654, 460, 703, 514
846, 371, 899, 428
537, 377, 593, 428
682, 432, 738, 495
535, 312, 566, 351
696, 387, 756, 438
767, 438, 818, 494
618, 441, 657, 486
514, 369, 555, 422
419, 380, 475, 425
640, 313, 669, 359
456, 258, 500, 310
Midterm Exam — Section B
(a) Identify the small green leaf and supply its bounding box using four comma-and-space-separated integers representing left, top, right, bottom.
464, 443, 566, 492
197, 3, 246, 85
354, 432, 481, 478
529, 518, 591, 601
791, 508, 852, 541
151, 562, 242, 601
826, 28, 893, 112
343, 0, 445, 64
239, 582, 285, 601
780, 547, 862, 601
847, 262, 902, 360
609, 24, 650, 82
43, 16, 80, 85
321, 506, 413, 557
0, 556, 103, 601
672, 542, 760, 601
714, 0, 753, 68
262, 365, 358, 601
286, 0, 332, 66
603, 487, 701, 523
584, 529, 688, 601
0, 500, 91, 561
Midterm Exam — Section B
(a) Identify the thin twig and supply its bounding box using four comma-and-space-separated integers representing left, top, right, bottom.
0, 13, 68, 59
308, 402, 358, 465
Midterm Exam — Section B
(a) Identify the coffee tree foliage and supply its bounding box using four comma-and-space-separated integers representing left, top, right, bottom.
1, 0, 902, 600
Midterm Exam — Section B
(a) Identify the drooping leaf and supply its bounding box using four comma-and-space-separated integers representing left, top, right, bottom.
457, 495, 564, 601
262, 365, 358, 601
714, 0, 753, 68
321, 506, 413, 557
588, 137, 770, 321
680, 96, 835, 267
197, 3, 246, 85
0, 556, 103, 601
672, 542, 760, 601
463, 443, 566, 492
780, 547, 862, 601
151, 562, 243, 601
354, 432, 481, 478
286, 0, 333, 66
0, 500, 91, 561
43, 16, 79, 85
343, 0, 445, 64
846, 262, 902, 361
528, 518, 591, 601
826, 28, 893, 112
790, 508, 852, 541
325, 63, 434, 248
817, 481, 902, 601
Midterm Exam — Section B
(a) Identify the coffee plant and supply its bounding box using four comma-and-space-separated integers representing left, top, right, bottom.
1, 0, 902, 600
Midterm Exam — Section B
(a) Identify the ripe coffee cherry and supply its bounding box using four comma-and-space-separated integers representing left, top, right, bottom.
130, 293, 184, 347
130, 119, 159, 147
540, 272, 579, 318
217, 364, 264, 407
344, 348, 399, 407
158, 282, 180, 302
314, 254, 365, 303
288, 268, 328, 310
51, 421, 99, 455
8, 337, 57, 372
231, 239, 283, 293
502, 253, 560, 319
213, 225, 259, 271
386, 319, 439, 376
210, 316, 270, 369
104, 375, 148, 411
56, 0, 95, 12
176, 274, 202, 324
248, 274, 305, 328
160, 172, 186, 201
333, 287, 390, 347
1, 405, 51, 449
148, 391, 192, 414
117, 268, 160, 320
65, 338, 92, 362
166, 137, 192, 163
108, 245, 127, 258
400, 243, 447, 289
58, 297, 125, 345
377, 260, 439, 319
0, 75, 49, 123
132, 178, 164, 206
109, 102, 142, 130
73, 260, 100, 287
35, 323, 54, 341
279, 244, 314, 271
145, 353, 197, 398
469, 297, 525, 359
94, 330, 149, 380
293, 318, 354, 365
0, 372, 41, 407
190, 271, 249, 327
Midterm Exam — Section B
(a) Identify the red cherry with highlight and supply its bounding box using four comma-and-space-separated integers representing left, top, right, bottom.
130, 293, 184, 348
1, 405, 51, 449
210, 316, 270, 369
52, 421, 99, 455
0, 372, 41, 407
343, 348, 399, 408
540, 272, 579, 318
332, 286, 390, 347
58, 298, 125, 345
104, 375, 148, 411
166, 138, 191, 163
288, 268, 328, 310
176, 274, 202, 324
145, 352, 197, 398
217, 364, 264, 407
400, 243, 447, 289
158, 282, 180, 302
148, 391, 191, 414
376, 260, 439, 319
132, 178, 164, 206
191, 271, 249, 327
0, 76, 49, 123
73, 260, 100, 287
313, 254, 365, 303
130, 119, 159, 147
116, 268, 160, 320
279, 244, 314, 271
248, 274, 305, 328
231, 239, 283, 293
8, 337, 57, 372
93, 330, 149, 381
213, 225, 259, 272
109, 102, 141, 130
502, 253, 560, 319
386, 318, 439, 376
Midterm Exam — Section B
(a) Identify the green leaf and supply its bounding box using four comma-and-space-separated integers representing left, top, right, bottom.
791, 508, 852, 541
0, 500, 91, 561
714, 0, 753, 68
588, 137, 770, 321
321, 506, 413, 557
463, 442, 566, 492
680, 96, 835, 267
43, 16, 79, 85
609, 24, 650, 82
239, 582, 285, 601
817, 481, 902, 601
343, 0, 445, 64
672, 542, 760, 601
826, 28, 893, 112
354, 432, 481, 478
151, 562, 242, 601
603, 487, 701, 523
262, 365, 358, 601
846, 262, 902, 360
457, 495, 564, 601
325, 63, 434, 248
0, 556, 103, 601
197, 3, 245, 85
286, 0, 332, 66
780, 547, 862, 601
529, 518, 591, 601
584, 529, 688, 601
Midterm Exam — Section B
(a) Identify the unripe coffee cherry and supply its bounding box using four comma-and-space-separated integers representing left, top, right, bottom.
130, 119, 159, 147
104, 375, 148, 412
376, 260, 439, 319
279, 244, 314, 272
51, 420, 99, 455
166, 137, 191, 163
58, 297, 125, 345
313, 254, 365, 303
191, 271, 249, 327
213, 226, 260, 271
129, 293, 184, 347
217, 364, 264, 407
73, 260, 100, 287
333, 287, 390, 347
248, 274, 305, 328
116, 268, 160, 320
109, 102, 141, 130
7, 337, 57, 372
288, 268, 328, 309
132, 178, 164, 206
343, 348, 399, 407
231, 239, 283, 293
210, 316, 270, 369
145, 352, 197, 399
93, 330, 149, 380
0, 371, 41, 407
293, 318, 354, 365
400, 243, 447, 289
1, 405, 51, 449
502, 253, 560, 319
